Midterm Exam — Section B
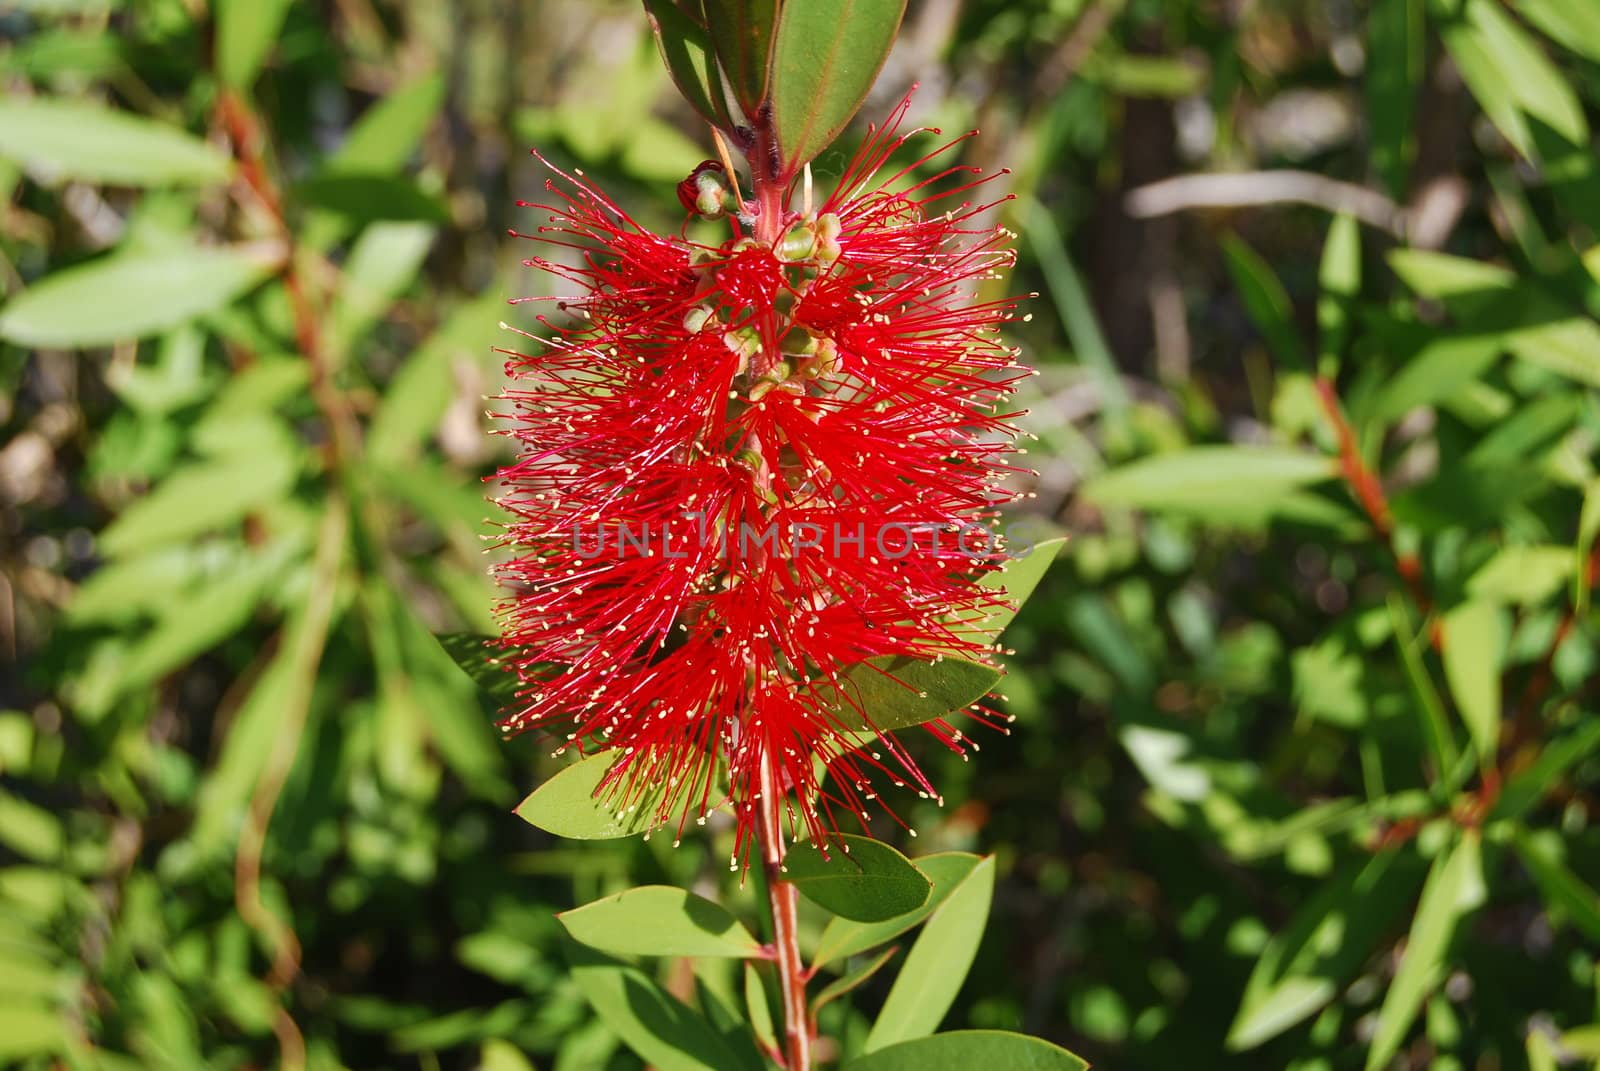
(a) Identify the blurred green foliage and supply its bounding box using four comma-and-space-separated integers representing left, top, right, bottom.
2, 0, 1600, 1069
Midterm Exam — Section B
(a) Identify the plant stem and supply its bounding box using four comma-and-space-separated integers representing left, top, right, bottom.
758, 752, 811, 1071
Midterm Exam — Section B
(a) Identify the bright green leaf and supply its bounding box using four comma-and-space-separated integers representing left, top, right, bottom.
1080, 446, 1334, 515
844, 1030, 1088, 1071
0, 245, 278, 348
514, 751, 664, 840
98, 450, 298, 556
215, 0, 294, 88
863, 856, 995, 1051
560, 887, 761, 959
782, 834, 930, 922
1440, 600, 1506, 761
0, 97, 232, 186
1466, 544, 1572, 605
1317, 214, 1360, 372
1365, 831, 1485, 1071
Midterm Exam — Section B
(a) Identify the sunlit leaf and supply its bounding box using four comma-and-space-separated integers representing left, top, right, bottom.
560, 886, 761, 958
844, 1031, 1088, 1071
0, 97, 232, 186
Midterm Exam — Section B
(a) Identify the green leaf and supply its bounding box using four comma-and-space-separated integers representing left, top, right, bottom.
0, 245, 278, 348
1365, 830, 1485, 1071
782, 834, 930, 922
845, 1031, 1087, 1071
1228, 851, 1423, 1050
863, 856, 995, 1052
824, 655, 1001, 733
1434, 0, 1588, 158
1371, 333, 1502, 424
297, 174, 450, 226
1317, 214, 1360, 372
814, 852, 981, 966
743, 964, 778, 1054
1366, 0, 1423, 196
644, 0, 735, 130
0, 1002, 67, 1061
1080, 446, 1334, 515
1223, 234, 1308, 369
1493, 720, 1600, 820
702, 0, 778, 115
215, 0, 294, 88
324, 73, 445, 175
569, 947, 748, 1071
812, 945, 898, 1018
514, 751, 659, 840
369, 290, 505, 466
1439, 600, 1506, 761
327, 221, 436, 358
98, 450, 298, 556
435, 632, 520, 714
559, 886, 761, 958
1517, 0, 1600, 61
1466, 544, 1572, 605
1511, 829, 1600, 942
768, 0, 907, 174
0, 97, 232, 186
1561, 1025, 1600, 1058
968, 536, 1066, 640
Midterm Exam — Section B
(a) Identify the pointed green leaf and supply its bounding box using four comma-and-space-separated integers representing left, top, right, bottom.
1366, 0, 1423, 196
1365, 831, 1485, 1071
1317, 213, 1360, 372
644, 0, 736, 130
0, 245, 278, 348
323, 73, 445, 175
768, 0, 906, 174
812, 945, 898, 1018
702, 0, 778, 115
569, 947, 748, 1071
1511, 829, 1600, 942
1081, 447, 1334, 515
825, 656, 1001, 733
515, 750, 681, 840
1440, 600, 1506, 761
742, 964, 778, 1054
864, 856, 995, 1051
98, 450, 298, 556
215, 0, 294, 88
560, 886, 761, 958
1371, 333, 1503, 424
969, 536, 1066, 640
0, 98, 232, 186
814, 852, 981, 966
1493, 720, 1600, 820
1223, 233, 1308, 369
844, 1031, 1088, 1071
1517, 0, 1600, 62
435, 632, 521, 713
1227, 851, 1423, 1050
782, 834, 930, 922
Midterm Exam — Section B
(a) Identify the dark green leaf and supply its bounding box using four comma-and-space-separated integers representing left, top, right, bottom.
702, 0, 778, 115
435, 633, 521, 713
782, 834, 930, 921
560, 886, 761, 958
0, 245, 278, 348
863, 856, 995, 1051
0, 98, 232, 186
644, 0, 736, 130
768, 0, 907, 174
812, 945, 898, 1018
823, 655, 1001, 733
569, 947, 749, 1071
297, 174, 450, 225
1366, 0, 1423, 196
1224, 233, 1308, 369
1512, 829, 1600, 942
814, 852, 982, 966
844, 1031, 1088, 1071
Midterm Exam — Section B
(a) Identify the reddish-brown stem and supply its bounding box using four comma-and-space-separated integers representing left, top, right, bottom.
1314, 376, 1437, 643
758, 754, 811, 1071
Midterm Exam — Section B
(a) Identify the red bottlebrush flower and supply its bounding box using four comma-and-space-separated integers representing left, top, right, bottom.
494, 96, 1031, 862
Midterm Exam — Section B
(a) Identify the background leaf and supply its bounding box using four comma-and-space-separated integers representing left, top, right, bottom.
0, 98, 232, 185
